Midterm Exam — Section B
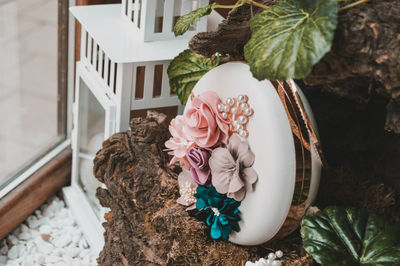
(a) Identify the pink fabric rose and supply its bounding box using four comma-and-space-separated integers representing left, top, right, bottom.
165, 115, 194, 169
184, 91, 230, 148
187, 146, 213, 186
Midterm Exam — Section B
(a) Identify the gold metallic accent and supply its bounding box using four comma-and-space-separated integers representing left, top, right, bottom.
270, 80, 315, 240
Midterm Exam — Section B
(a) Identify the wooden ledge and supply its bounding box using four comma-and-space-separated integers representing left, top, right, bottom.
0, 147, 72, 240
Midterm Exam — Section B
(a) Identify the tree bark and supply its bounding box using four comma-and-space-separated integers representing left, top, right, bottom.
94, 111, 313, 265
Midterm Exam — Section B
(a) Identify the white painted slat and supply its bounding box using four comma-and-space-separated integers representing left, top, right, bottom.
109, 60, 116, 92
133, 0, 140, 27
162, 0, 174, 35
142, 0, 156, 41
87, 35, 93, 65
98, 49, 103, 78
161, 62, 170, 98
104, 55, 109, 86
143, 63, 153, 101
132, 96, 181, 110
80, 28, 87, 61
92, 41, 98, 70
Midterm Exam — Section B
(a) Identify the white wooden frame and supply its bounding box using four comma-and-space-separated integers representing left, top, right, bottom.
121, 0, 209, 42
64, 62, 117, 254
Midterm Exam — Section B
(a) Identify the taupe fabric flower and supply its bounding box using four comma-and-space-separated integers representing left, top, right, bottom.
209, 134, 258, 201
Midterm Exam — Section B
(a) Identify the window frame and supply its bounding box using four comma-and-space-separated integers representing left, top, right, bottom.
0, 0, 76, 239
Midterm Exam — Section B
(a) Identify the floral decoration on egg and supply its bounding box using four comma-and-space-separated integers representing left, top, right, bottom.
165, 91, 257, 240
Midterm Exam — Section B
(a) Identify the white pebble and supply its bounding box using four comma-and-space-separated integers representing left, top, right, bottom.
0, 244, 8, 255
18, 232, 31, 241
271, 261, 282, 266
39, 224, 52, 234
37, 241, 54, 254
34, 253, 45, 264
7, 235, 19, 245
267, 252, 276, 260
7, 245, 20, 260
0, 255, 7, 264
45, 255, 61, 264
275, 250, 283, 258
55, 235, 72, 248
26, 216, 40, 229
20, 224, 29, 233
79, 238, 89, 249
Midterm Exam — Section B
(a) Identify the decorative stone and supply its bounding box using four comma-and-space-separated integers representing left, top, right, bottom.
55, 235, 72, 248
275, 250, 283, 258
267, 252, 276, 260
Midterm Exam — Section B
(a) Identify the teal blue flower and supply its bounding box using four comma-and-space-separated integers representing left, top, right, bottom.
194, 186, 241, 239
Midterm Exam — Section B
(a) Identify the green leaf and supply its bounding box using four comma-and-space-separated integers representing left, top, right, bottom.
244, 0, 338, 81
301, 206, 400, 265
167, 49, 215, 105
174, 4, 215, 37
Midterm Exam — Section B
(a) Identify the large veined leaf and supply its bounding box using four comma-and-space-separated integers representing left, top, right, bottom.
244, 0, 338, 81
301, 206, 400, 265
167, 49, 216, 105
174, 4, 215, 37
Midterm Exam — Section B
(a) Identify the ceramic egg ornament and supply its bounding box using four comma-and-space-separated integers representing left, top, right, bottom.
184, 62, 322, 245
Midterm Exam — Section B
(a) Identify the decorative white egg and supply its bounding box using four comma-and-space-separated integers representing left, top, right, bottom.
184, 62, 321, 246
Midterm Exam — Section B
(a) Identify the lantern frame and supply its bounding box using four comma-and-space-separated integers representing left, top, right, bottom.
63, 3, 222, 255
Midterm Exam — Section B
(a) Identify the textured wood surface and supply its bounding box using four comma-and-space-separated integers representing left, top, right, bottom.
94, 112, 313, 265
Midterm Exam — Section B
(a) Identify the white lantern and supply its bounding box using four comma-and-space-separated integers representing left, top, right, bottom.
62, 3, 220, 254
121, 0, 209, 41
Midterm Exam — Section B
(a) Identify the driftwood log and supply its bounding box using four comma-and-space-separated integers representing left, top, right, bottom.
94, 112, 313, 265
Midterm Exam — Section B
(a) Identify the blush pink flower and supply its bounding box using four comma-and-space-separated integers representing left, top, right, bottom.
165, 115, 194, 169
184, 91, 230, 148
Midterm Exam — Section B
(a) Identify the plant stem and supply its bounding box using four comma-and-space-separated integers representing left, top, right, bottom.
213, 0, 246, 9
246, 0, 269, 9
339, 0, 370, 11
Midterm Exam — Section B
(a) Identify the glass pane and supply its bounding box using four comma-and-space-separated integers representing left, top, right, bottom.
77, 78, 105, 219
0, 0, 64, 188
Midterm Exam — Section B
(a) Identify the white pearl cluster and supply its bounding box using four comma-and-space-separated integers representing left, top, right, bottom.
245, 250, 284, 266
179, 181, 197, 205
217, 95, 254, 137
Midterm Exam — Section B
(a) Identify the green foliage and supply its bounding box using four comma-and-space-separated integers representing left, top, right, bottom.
301, 206, 400, 265
167, 49, 216, 105
174, 4, 215, 37
244, 0, 338, 81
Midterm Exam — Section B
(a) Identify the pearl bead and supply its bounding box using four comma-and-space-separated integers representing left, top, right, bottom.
238, 94, 248, 103
221, 112, 228, 119
271, 261, 281, 266
238, 115, 247, 125
226, 97, 234, 106
268, 253, 276, 260
231, 107, 237, 114
223, 105, 230, 113
217, 103, 224, 112
235, 124, 243, 131
239, 129, 247, 137
275, 250, 283, 258
240, 103, 249, 110
244, 108, 253, 116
